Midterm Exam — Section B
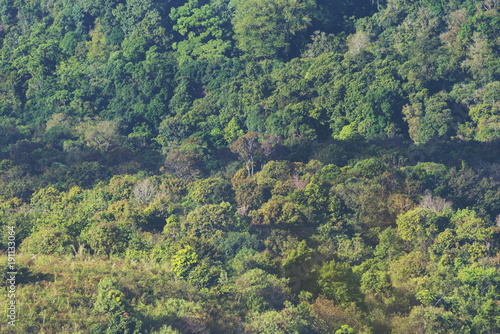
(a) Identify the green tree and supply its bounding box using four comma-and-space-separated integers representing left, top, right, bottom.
224, 117, 244, 144
449, 208, 493, 262
85, 222, 131, 258
244, 301, 315, 333
93, 278, 143, 334
170, 0, 232, 64
20, 225, 74, 255
171, 245, 198, 278
318, 259, 363, 306
335, 325, 355, 334
282, 240, 317, 292
235, 268, 290, 312
374, 227, 404, 262
184, 202, 235, 238
232, 177, 265, 215
232, 0, 315, 59
257, 196, 305, 227
189, 177, 234, 205
396, 208, 445, 252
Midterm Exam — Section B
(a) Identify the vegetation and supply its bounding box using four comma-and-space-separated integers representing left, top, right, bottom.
0, 0, 500, 332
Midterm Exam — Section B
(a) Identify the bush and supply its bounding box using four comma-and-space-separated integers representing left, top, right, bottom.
21, 225, 74, 255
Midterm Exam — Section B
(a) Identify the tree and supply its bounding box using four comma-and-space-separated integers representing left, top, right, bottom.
232, 0, 315, 59
391, 306, 463, 334
20, 225, 74, 255
86, 222, 131, 258
374, 227, 404, 262
462, 32, 498, 84
224, 117, 244, 144
164, 149, 201, 183
85, 20, 112, 62
347, 31, 370, 56
310, 296, 369, 333
230, 132, 261, 176
234, 268, 290, 312
396, 208, 444, 252
170, 0, 232, 64
93, 278, 143, 333
417, 92, 454, 143
232, 176, 265, 216
256, 196, 305, 227
302, 31, 340, 58
418, 192, 452, 213
244, 301, 315, 333
450, 208, 493, 261
189, 177, 233, 205
156, 115, 190, 153
282, 240, 318, 292
317, 259, 363, 306
184, 202, 235, 238
261, 133, 283, 162
133, 178, 157, 205
171, 245, 198, 278
111, 0, 168, 45
335, 325, 355, 334
80, 118, 123, 152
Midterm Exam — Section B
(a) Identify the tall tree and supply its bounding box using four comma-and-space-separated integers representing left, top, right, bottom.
232, 0, 315, 60
230, 132, 261, 176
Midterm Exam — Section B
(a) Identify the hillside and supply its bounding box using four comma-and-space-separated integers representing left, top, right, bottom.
0, 0, 500, 333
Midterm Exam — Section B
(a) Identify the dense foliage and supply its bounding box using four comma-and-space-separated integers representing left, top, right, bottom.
0, 0, 500, 332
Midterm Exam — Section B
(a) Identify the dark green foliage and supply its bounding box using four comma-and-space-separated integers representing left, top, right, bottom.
350, 158, 387, 179
318, 259, 364, 306
214, 232, 264, 259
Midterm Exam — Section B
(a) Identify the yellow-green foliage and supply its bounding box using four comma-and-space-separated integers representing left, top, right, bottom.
171, 245, 198, 278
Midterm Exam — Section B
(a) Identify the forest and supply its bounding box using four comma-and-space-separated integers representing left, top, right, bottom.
0, 0, 499, 332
